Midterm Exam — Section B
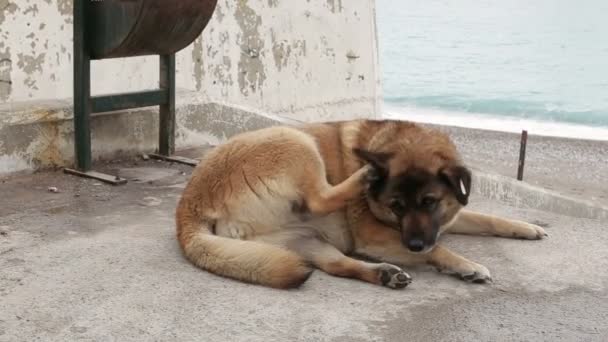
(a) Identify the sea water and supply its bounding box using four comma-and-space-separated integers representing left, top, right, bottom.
376, 0, 608, 139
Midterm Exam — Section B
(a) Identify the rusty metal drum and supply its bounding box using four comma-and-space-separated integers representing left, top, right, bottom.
87, 0, 218, 59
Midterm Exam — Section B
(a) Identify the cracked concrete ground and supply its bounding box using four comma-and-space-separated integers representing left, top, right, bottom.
1, 153, 607, 342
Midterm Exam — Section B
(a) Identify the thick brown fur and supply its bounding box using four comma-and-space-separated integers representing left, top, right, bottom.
176, 119, 547, 289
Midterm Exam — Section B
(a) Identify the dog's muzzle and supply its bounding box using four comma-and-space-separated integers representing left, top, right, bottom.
406, 238, 425, 252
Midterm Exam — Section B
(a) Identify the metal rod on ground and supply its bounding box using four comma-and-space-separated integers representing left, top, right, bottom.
517, 130, 528, 181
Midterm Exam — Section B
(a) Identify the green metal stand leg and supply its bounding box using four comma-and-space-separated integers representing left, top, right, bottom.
73, 0, 91, 171
64, 0, 127, 186
67, 3, 197, 181
150, 54, 199, 166
159, 54, 175, 156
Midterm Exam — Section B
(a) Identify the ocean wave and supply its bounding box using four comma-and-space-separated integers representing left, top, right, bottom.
384, 95, 608, 128
382, 104, 608, 141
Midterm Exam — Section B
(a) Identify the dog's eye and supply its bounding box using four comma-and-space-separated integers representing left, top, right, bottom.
421, 196, 438, 209
389, 198, 406, 215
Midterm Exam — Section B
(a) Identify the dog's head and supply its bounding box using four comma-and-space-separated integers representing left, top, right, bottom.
354, 147, 471, 253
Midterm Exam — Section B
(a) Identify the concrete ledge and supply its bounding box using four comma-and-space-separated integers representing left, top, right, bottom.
472, 169, 608, 220
0, 93, 288, 174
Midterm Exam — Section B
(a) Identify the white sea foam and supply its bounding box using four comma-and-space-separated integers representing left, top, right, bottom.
383, 104, 608, 141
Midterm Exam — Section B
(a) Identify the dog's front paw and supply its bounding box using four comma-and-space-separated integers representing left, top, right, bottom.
454, 263, 492, 284
377, 263, 412, 289
359, 164, 377, 185
515, 222, 548, 240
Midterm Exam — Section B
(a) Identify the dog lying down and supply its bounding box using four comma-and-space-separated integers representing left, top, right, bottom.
175, 119, 547, 289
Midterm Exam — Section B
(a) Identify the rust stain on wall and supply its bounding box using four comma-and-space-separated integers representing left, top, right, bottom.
35, 118, 64, 167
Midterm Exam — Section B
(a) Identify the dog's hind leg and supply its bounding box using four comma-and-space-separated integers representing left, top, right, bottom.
254, 229, 412, 289
446, 210, 547, 240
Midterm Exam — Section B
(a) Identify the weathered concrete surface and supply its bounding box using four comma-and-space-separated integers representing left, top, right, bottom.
0, 97, 288, 173
0, 0, 381, 121
1, 159, 607, 341
472, 171, 608, 221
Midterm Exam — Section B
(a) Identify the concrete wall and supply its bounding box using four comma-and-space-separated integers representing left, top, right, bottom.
0, 0, 382, 174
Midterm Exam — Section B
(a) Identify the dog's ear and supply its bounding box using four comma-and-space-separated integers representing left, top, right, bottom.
439, 165, 472, 205
353, 148, 393, 171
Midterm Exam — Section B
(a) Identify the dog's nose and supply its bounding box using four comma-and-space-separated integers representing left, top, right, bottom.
407, 239, 425, 252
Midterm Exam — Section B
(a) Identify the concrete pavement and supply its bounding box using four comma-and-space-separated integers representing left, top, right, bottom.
1, 159, 607, 342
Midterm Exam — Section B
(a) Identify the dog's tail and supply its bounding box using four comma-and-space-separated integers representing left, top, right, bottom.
176, 204, 313, 289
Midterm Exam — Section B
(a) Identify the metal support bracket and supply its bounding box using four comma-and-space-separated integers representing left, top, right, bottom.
66, 0, 203, 185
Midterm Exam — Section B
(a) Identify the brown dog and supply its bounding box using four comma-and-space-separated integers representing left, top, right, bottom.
175, 119, 547, 289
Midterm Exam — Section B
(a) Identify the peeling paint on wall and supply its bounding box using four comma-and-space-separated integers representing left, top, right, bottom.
2, 0, 380, 123
271, 32, 291, 72
326, 0, 343, 13
0, 1, 18, 100
235, 0, 266, 95
214, 1, 225, 22
0, 0, 18, 24
0, 46, 11, 101
17, 52, 45, 91
319, 35, 336, 63
55, 0, 72, 16
271, 30, 306, 72
191, 37, 205, 91
209, 56, 233, 97
22, 3, 38, 16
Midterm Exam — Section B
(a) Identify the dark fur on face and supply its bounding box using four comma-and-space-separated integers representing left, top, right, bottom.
354, 147, 472, 253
